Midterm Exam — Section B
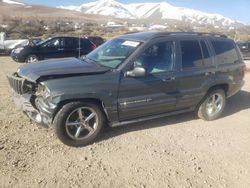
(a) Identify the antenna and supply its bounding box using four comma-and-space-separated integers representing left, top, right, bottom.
78, 34, 81, 58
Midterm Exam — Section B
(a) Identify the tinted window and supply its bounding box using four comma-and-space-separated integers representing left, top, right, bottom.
212, 40, 239, 64
65, 38, 78, 48
134, 41, 174, 73
200, 40, 213, 67
81, 39, 91, 47
43, 38, 61, 47
181, 40, 203, 68
200, 41, 210, 59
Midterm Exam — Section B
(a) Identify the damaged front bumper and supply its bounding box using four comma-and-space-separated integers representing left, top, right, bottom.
7, 74, 55, 128
13, 93, 53, 128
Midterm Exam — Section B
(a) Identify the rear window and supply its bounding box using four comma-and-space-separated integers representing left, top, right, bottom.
181, 40, 203, 68
211, 40, 239, 64
81, 39, 93, 50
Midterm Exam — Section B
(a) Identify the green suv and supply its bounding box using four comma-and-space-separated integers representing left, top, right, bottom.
7, 32, 246, 147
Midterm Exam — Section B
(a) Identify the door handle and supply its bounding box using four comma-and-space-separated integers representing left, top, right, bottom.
58, 48, 64, 51
162, 77, 175, 82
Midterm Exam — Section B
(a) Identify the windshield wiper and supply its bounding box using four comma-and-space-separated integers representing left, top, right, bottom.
82, 56, 111, 69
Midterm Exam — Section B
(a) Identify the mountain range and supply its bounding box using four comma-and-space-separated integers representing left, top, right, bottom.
59, 0, 243, 27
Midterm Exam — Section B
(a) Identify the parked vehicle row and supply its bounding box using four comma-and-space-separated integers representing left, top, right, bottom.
7, 32, 246, 147
11, 36, 96, 63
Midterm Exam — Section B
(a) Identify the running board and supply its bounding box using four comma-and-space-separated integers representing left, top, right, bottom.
110, 108, 194, 127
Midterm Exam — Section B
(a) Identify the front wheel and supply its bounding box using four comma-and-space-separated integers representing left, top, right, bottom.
25, 54, 39, 63
197, 89, 226, 121
54, 102, 105, 147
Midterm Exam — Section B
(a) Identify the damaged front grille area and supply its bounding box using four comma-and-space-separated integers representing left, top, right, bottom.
7, 73, 31, 95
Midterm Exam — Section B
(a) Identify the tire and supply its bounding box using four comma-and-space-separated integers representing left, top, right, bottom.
54, 102, 105, 147
25, 54, 39, 63
197, 89, 226, 121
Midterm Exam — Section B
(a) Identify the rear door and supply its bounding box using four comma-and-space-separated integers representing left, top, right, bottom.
211, 39, 244, 84
64, 37, 79, 58
118, 40, 179, 121
175, 39, 215, 109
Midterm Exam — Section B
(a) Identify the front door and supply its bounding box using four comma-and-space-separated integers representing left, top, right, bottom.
118, 40, 178, 121
40, 37, 64, 59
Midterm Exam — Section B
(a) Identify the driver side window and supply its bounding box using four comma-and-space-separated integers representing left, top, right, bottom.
43, 38, 61, 47
134, 41, 174, 74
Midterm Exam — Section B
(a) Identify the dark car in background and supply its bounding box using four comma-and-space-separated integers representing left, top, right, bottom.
237, 41, 250, 59
11, 36, 96, 63
88, 36, 105, 47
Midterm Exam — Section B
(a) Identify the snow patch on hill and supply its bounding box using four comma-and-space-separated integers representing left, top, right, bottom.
2, 0, 24, 5
58, 0, 242, 27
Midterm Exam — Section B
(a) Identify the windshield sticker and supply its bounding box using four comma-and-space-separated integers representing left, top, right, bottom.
122, 41, 140, 47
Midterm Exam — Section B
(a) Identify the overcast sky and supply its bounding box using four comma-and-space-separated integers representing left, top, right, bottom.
21, 0, 250, 24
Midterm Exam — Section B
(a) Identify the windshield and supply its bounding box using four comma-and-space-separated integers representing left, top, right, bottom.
85, 38, 141, 68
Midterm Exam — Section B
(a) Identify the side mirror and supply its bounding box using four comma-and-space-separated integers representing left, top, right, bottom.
126, 66, 146, 77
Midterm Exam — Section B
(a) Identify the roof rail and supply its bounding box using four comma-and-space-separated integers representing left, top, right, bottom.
157, 32, 227, 38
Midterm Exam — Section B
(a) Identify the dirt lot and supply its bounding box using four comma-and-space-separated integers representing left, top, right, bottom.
0, 57, 250, 188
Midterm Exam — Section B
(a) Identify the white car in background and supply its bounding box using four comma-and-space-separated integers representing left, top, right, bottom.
0, 32, 29, 54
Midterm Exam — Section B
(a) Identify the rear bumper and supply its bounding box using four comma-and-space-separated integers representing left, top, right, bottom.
227, 80, 245, 98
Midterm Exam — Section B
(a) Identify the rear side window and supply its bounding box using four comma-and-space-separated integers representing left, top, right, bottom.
81, 39, 91, 47
65, 38, 78, 48
200, 41, 210, 59
211, 40, 239, 64
200, 40, 213, 67
181, 40, 203, 68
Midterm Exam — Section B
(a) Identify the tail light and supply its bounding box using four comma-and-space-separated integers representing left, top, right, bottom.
91, 43, 96, 50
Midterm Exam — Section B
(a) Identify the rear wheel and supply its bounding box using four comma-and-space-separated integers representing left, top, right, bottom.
25, 54, 39, 63
197, 89, 226, 121
54, 102, 105, 147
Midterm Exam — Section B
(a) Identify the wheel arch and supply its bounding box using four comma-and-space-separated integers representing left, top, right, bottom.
195, 83, 229, 113
207, 83, 229, 96
52, 98, 110, 124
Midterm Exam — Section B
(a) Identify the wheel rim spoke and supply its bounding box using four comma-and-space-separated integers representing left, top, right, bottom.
66, 122, 80, 127
75, 127, 82, 138
78, 109, 84, 122
85, 113, 95, 122
85, 125, 94, 133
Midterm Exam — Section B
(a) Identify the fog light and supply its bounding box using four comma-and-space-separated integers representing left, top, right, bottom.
35, 114, 42, 123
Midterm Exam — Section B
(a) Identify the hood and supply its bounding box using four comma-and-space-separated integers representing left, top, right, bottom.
17, 57, 110, 82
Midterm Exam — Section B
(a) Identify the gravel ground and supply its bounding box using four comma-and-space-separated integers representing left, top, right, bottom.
0, 56, 250, 188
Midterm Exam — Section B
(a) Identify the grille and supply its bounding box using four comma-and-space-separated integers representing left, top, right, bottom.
7, 73, 28, 95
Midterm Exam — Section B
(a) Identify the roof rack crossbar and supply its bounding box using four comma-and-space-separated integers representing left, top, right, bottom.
156, 32, 227, 38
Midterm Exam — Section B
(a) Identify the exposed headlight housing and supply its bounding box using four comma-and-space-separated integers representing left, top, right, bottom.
14, 47, 24, 54
36, 83, 50, 99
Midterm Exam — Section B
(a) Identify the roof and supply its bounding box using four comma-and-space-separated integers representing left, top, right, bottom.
118, 31, 228, 42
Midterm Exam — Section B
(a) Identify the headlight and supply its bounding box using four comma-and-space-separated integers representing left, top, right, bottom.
14, 47, 24, 54
36, 83, 50, 99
